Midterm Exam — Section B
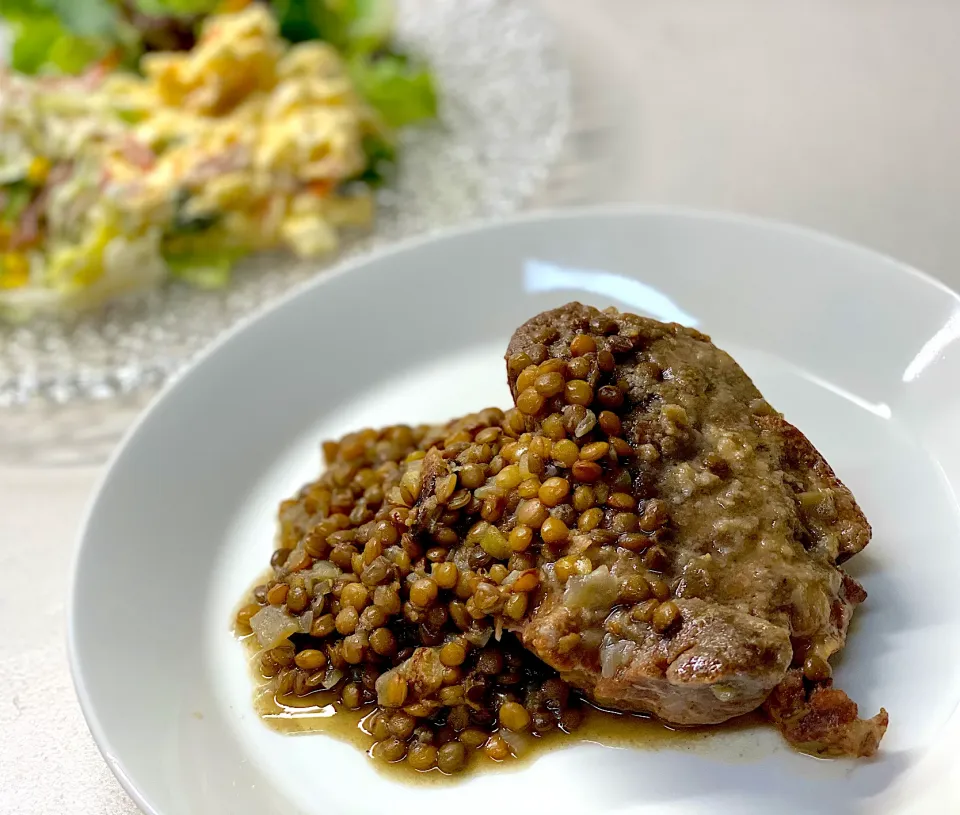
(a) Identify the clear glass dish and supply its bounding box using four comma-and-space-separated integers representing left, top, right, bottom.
0, 0, 574, 465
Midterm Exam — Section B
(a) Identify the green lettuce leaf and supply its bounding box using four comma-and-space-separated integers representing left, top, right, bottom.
0, 0, 52, 14
130, 0, 220, 16
3, 0, 125, 74
348, 52, 436, 128
268, 0, 435, 126
271, 0, 393, 51
49, 0, 119, 38
340, 0, 394, 53
8, 11, 66, 74
269, 0, 324, 43
164, 247, 247, 289
353, 133, 396, 187
1, 184, 34, 224
46, 30, 108, 73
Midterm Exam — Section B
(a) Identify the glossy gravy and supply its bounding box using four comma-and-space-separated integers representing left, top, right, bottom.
243, 630, 763, 784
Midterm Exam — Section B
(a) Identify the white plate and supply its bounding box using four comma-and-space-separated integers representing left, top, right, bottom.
69, 207, 960, 815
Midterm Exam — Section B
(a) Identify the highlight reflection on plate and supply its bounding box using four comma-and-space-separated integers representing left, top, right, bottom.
524, 259, 700, 326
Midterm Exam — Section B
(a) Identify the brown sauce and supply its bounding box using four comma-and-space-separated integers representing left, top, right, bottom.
240, 630, 765, 784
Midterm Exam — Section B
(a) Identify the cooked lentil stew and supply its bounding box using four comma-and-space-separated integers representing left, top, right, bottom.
236, 302, 886, 773
237, 410, 594, 774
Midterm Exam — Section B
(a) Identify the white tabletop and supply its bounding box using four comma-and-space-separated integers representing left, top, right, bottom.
4, 2, 960, 812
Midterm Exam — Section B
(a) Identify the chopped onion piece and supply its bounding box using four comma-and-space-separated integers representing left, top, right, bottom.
301, 560, 339, 595
464, 625, 493, 647
298, 610, 314, 634
499, 727, 533, 756
250, 605, 299, 649
563, 565, 618, 610
407, 647, 445, 697
599, 633, 637, 679
322, 668, 345, 690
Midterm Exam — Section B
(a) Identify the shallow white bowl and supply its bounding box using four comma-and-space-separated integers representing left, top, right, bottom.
69, 207, 960, 815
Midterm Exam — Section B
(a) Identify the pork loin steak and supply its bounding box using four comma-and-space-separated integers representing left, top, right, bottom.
414, 302, 887, 756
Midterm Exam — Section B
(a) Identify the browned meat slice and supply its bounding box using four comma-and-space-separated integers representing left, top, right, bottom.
764, 670, 888, 758
519, 592, 792, 725
501, 303, 884, 742
412, 302, 886, 753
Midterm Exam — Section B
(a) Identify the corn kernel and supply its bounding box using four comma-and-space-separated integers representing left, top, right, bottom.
26, 156, 51, 185
0, 254, 30, 289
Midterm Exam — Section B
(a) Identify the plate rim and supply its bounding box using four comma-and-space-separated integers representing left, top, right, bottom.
66, 203, 960, 815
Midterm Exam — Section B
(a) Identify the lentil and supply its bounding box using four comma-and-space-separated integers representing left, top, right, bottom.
509, 524, 534, 552
516, 477, 542, 499
541, 413, 566, 440
597, 385, 624, 408
565, 379, 594, 406
459, 728, 488, 749
335, 607, 359, 635
566, 356, 592, 380
515, 366, 539, 393
294, 649, 327, 670
504, 592, 528, 620
517, 388, 545, 416
554, 555, 578, 583
535, 371, 566, 397
432, 561, 459, 590
489, 563, 509, 583
341, 582, 369, 611
632, 599, 660, 623
649, 577, 671, 601
597, 348, 616, 372
572, 460, 603, 482
341, 682, 363, 709
440, 639, 467, 667
580, 441, 610, 461
374, 737, 408, 762
572, 485, 596, 511
409, 578, 439, 608
407, 742, 437, 771
499, 701, 532, 731
373, 585, 402, 615
803, 654, 833, 682
342, 634, 366, 663
239, 396, 666, 776
369, 627, 397, 656
552, 439, 580, 467
311, 613, 336, 638
507, 352, 533, 378
606, 492, 635, 512
495, 464, 523, 490
516, 498, 549, 528
270, 548, 292, 569
578, 507, 604, 531
437, 741, 468, 773
652, 600, 681, 634
598, 410, 622, 436
483, 734, 511, 762
569, 333, 597, 356
235, 603, 260, 629
538, 476, 571, 507
540, 516, 569, 544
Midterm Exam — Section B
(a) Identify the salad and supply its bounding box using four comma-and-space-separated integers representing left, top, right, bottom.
0, 1, 437, 318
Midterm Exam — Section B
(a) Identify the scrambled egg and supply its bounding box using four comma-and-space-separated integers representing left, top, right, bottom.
0, 4, 380, 315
